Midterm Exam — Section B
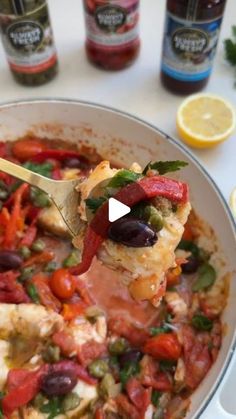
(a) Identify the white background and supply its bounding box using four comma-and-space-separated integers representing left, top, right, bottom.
0, 0, 236, 417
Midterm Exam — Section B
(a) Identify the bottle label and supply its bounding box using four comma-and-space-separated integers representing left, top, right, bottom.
84, 0, 139, 49
161, 11, 223, 82
0, 2, 57, 74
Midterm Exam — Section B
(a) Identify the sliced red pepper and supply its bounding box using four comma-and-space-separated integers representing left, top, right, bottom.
31, 273, 61, 312
116, 394, 140, 419
2, 365, 48, 417
70, 175, 189, 275
32, 149, 88, 164
19, 224, 37, 247
108, 317, 149, 347
77, 340, 107, 367
52, 330, 77, 357
126, 377, 151, 411
23, 251, 54, 267
3, 183, 29, 250
0, 271, 30, 304
0, 141, 7, 158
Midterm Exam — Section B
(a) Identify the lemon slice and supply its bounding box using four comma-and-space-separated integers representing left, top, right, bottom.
230, 188, 236, 218
177, 93, 236, 148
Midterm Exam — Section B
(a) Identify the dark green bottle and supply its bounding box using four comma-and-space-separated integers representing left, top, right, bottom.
0, 0, 58, 86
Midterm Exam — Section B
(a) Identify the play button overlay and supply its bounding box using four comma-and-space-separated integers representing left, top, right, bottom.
108, 197, 131, 222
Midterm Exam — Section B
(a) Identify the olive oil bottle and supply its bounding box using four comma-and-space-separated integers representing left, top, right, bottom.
0, 0, 58, 86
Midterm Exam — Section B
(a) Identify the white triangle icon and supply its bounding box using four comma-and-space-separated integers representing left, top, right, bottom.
108, 197, 131, 222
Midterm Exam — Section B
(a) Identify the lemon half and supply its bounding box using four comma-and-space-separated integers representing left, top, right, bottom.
177, 93, 236, 148
230, 188, 236, 218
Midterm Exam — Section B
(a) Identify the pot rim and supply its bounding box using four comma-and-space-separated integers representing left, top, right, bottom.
0, 97, 235, 417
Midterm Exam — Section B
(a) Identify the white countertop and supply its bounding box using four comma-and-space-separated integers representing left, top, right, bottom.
0, 0, 235, 417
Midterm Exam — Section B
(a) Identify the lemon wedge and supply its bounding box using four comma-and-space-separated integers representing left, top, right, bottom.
230, 188, 236, 218
177, 93, 236, 148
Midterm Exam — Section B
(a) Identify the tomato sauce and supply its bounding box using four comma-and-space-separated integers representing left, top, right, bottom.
83, 258, 160, 327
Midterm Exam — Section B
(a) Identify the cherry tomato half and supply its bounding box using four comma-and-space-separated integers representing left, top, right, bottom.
50, 268, 76, 300
12, 139, 46, 161
143, 333, 181, 361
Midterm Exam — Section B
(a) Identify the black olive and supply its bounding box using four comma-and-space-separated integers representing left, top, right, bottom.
119, 350, 142, 367
64, 157, 88, 170
108, 218, 157, 247
0, 251, 23, 271
181, 255, 199, 274
41, 370, 77, 397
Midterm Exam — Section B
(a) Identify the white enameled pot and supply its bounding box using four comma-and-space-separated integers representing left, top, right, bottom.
0, 99, 235, 419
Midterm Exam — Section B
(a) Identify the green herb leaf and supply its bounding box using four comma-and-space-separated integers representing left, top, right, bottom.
30, 187, 51, 208
107, 169, 141, 189
63, 251, 79, 268
27, 283, 40, 303
150, 325, 171, 336
224, 39, 236, 66
159, 360, 176, 372
40, 397, 62, 418
192, 263, 216, 292
24, 161, 53, 178
191, 314, 213, 331
151, 390, 162, 407
85, 196, 107, 213
120, 362, 140, 388
143, 160, 188, 175
177, 239, 199, 258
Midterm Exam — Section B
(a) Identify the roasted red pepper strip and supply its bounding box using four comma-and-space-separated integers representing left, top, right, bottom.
0, 141, 7, 158
3, 183, 29, 250
2, 365, 49, 417
71, 175, 189, 275
0, 271, 30, 304
19, 224, 37, 247
32, 149, 88, 164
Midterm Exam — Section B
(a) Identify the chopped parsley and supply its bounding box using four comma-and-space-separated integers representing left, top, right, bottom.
151, 390, 162, 407
107, 169, 142, 189
143, 160, 188, 175
191, 314, 213, 331
85, 196, 107, 213
120, 362, 140, 388
40, 397, 62, 419
24, 161, 53, 178
27, 283, 40, 303
150, 325, 171, 336
192, 263, 216, 292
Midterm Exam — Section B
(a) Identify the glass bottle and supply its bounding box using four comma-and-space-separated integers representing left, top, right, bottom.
83, 0, 140, 70
0, 0, 58, 86
160, 0, 227, 94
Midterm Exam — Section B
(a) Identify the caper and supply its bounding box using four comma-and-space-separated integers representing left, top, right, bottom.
88, 359, 109, 378
109, 338, 128, 355
19, 246, 31, 260
18, 266, 35, 282
63, 252, 79, 268
30, 187, 51, 208
61, 392, 80, 412
0, 189, 8, 200
85, 305, 104, 320
44, 261, 57, 272
146, 206, 164, 232
31, 239, 45, 253
99, 373, 115, 399
32, 392, 47, 409
42, 345, 60, 363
